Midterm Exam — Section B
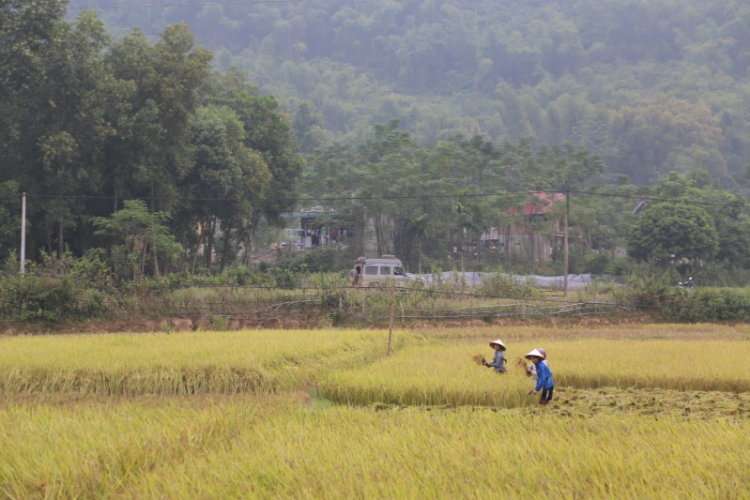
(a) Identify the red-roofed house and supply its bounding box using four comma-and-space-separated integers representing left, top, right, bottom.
508, 191, 566, 216
481, 191, 565, 262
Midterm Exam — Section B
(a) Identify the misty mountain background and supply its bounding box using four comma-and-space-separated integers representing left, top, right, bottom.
69, 0, 750, 186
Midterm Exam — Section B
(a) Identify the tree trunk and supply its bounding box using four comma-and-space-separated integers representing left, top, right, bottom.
205, 215, 217, 269
220, 220, 233, 273
504, 224, 511, 262
191, 228, 203, 275
178, 224, 188, 272
373, 214, 381, 256
47, 224, 53, 256
374, 213, 385, 256
79, 221, 89, 256
417, 238, 422, 274
153, 242, 160, 277
138, 241, 146, 277
58, 220, 64, 259
242, 231, 251, 267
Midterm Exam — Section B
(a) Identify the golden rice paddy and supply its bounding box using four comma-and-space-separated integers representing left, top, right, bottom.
2, 324, 749, 498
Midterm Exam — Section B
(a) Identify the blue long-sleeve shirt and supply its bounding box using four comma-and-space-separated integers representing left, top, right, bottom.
534, 361, 554, 391
488, 350, 505, 372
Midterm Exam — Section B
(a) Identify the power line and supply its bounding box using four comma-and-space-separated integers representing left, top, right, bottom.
573, 190, 748, 210
6, 190, 530, 203
69, 0, 303, 9
1, 189, 749, 213
0, 191, 521, 202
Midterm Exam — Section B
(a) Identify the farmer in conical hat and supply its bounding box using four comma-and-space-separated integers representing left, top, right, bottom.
526, 349, 554, 405
524, 347, 547, 380
483, 339, 507, 373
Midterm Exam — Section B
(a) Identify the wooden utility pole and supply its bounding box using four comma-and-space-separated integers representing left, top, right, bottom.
20, 192, 26, 275
563, 185, 570, 298
387, 286, 396, 357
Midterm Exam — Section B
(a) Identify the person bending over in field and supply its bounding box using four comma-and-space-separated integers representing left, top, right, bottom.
524, 347, 547, 379
526, 349, 554, 405
483, 339, 507, 373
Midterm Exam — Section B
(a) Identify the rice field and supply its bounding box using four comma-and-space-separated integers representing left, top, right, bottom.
2, 325, 750, 498
319, 338, 750, 407
0, 329, 395, 395
0, 397, 258, 498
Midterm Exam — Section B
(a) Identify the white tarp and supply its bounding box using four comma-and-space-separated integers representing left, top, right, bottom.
416, 271, 596, 290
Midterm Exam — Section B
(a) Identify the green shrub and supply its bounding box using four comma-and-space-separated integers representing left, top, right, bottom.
665, 288, 750, 322
0, 276, 92, 324
476, 272, 541, 299
270, 248, 342, 273
625, 273, 676, 309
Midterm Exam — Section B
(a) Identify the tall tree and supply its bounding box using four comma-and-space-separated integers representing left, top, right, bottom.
201, 69, 304, 244
128, 24, 212, 211
628, 202, 719, 264
180, 104, 270, 271
19, 10, 113, 257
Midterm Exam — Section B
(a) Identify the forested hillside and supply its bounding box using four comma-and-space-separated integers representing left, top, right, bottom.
72, 0, 750, 185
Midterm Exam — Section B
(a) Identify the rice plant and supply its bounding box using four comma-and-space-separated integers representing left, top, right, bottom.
550, 338, 750, 392
107, 404, 750, 499
0, 329, 403, 395
0, 397, 259, 498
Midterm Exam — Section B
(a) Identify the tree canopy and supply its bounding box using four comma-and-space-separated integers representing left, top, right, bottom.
627, 203, 720, 264
0, 5, 304, 273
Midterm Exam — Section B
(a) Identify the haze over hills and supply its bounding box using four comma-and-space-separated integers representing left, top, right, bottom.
69, 0, 750, 185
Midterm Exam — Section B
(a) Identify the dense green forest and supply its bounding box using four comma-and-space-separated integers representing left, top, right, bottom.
73, 0, 750, 186
3, 0, 750, 286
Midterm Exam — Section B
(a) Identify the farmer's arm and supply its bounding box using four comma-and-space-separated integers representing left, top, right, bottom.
488, 351, 505, 368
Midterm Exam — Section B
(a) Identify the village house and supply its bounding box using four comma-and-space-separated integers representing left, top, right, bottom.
480, 191, 566, 263
280, 207, 359, 251
283, 193, 567, 263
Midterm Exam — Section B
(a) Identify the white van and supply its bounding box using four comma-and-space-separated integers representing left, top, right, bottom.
352, 255, 424, 287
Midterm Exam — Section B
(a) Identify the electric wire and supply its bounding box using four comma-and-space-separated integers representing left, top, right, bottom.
1, 189, 748, 211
